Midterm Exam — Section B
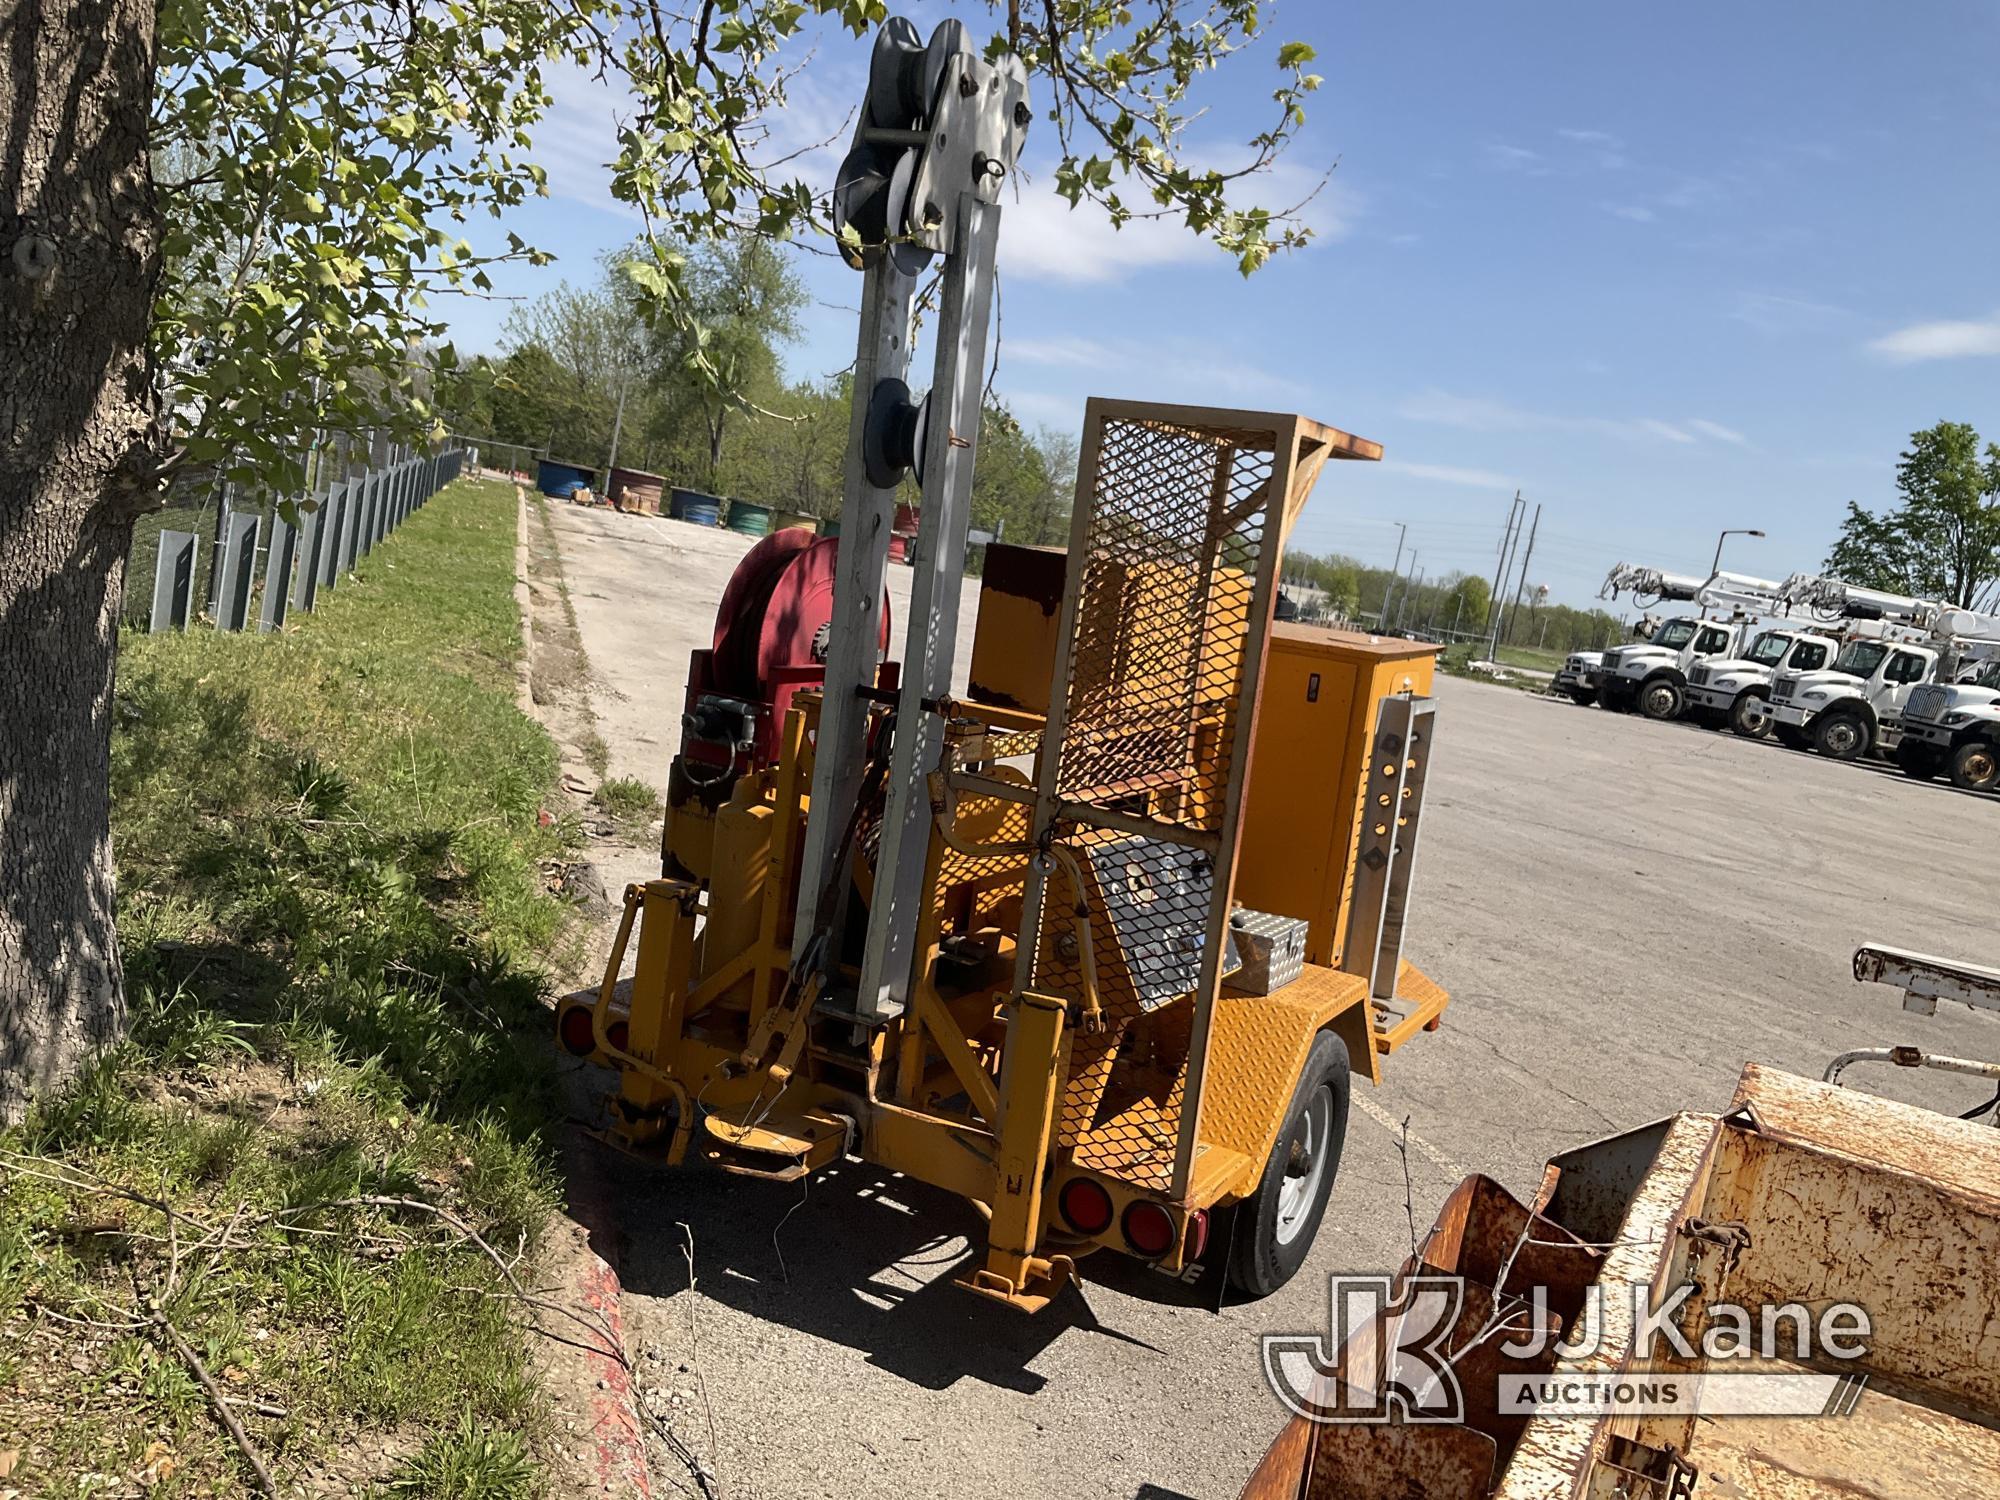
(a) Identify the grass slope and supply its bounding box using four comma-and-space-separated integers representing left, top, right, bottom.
1, 478, 580, 1497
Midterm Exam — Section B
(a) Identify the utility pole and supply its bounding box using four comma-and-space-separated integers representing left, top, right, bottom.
1394, 552, 1419, 629
1381, 521, 1408, 628
603, 378, 630, 488
1499, 501, 1542, 649
1486, 492, 1525, 660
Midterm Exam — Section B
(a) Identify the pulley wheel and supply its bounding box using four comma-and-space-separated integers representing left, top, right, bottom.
867, 17, 927, 129
885, 148, 932, 274
863, 378, 932, 489
832, 146, 892, 270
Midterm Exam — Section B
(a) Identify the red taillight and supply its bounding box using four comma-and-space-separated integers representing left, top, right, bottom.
1122, 1200, 1177, 1260
607, 1019, 629, 1053
1186, 1207, 1210, 1262
1057, 1177, 1114, 1236
558, 1005, 597, 1056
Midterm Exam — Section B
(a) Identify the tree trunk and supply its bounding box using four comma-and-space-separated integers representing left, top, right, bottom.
1, 0, 162, 1121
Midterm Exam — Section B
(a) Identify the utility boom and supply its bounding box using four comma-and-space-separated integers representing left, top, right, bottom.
1593, 568, 1812, 721
1765, 587, 2000, 763
1891, 608, 2000, 790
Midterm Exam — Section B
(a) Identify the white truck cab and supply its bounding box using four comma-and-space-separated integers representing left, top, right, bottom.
1897, 660, 2000, 791
1683, 628, 1839, 738
1765, 636, 1936, 759
1597, 616, 1744, 718
1891, 617, 2000, 790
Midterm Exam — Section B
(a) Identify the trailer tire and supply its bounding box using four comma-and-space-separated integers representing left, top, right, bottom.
1729, 690, 1773, 740
1638, 674, 1683, 721
1814, 707, 1872, 761
1228, 1031, 1350, 1299
1949, 739, 2000, 793
1894, 740, 1944, 780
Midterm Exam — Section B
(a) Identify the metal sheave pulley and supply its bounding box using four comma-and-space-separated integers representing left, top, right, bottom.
829, 18, 973, 272
861, 378, 931, 489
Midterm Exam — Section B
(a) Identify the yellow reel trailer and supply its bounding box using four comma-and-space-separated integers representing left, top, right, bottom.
558, 398, 1452, 1310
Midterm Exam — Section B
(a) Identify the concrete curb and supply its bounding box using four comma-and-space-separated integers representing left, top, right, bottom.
514, 483, 536, 718
562, 1127, 654, 1498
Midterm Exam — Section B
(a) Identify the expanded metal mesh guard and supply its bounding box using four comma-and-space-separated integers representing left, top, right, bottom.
1052, 417, 1277, 830
1022, 405, 1292, 1194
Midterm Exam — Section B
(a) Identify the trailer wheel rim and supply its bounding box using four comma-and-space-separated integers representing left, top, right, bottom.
1642, 683, 1676, 717
1737, 696, 1768, 731
1964, 748, 1997, 786
1275, 1087, 1333, 1245
1824, 719, 1860, 755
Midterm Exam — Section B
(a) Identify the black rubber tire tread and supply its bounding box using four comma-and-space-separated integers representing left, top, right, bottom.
1227, 1030, 1351, 1299
1813, 708, 1871, 761
1729, 691, 1772, 740
1949, 738, 2000, 793
1638, 674, 1683, 721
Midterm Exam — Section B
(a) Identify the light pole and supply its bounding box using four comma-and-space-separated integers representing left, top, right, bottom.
1711, 527, 1766, 577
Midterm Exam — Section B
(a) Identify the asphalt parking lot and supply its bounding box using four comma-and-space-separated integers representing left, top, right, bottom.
539, 502, 2000, 1500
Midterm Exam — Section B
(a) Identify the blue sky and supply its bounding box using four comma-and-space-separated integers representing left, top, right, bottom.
444, 1, 2000, 609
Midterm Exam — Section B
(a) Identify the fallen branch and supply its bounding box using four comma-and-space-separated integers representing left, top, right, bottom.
155, 1309, 280, 1499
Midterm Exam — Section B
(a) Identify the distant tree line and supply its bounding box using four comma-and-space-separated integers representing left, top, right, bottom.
1281, 553, 1626, 655
436, 242, 1077, 547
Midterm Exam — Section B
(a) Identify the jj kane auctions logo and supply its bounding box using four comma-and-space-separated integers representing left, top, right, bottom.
1262, 1274, 1873, 1423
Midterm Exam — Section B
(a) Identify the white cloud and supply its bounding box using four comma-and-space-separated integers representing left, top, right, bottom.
1379, 460, 1519, 491
1868, 314, 2000, 364
1482, 143, 1546, 173
1604, 203, 1656, 223
528, 56, 860, 220
997, 332, 1306, 406
1399, 391, 1741, 449
1732, 291, 1850, 335
997, 389, 1082, 432
1637, 419, 1696, 444
1687, 418, 1751, 446
998, 159, 1357, 284
531, 62, 638, 214
1005, 335, 1117, 369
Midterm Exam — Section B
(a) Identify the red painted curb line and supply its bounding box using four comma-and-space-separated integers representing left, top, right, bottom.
565, 1136, 654, 1498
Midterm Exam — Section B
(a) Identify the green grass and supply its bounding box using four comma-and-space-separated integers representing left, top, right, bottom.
1, 478, 575, 1497
1491, 643, 1567, 672
592, 775, 660, 834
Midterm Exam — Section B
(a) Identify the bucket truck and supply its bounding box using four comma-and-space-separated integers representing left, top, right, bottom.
1888, 608, 2000, 789
1592, 566, 1803, 721
1761, 581, 1992, 760
1678, 574, 1849, 738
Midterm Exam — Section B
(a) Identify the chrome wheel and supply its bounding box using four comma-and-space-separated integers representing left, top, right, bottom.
1952, 743, 1999, 792
1275, 1086, 1333, 1246
1732, 693, 1770, 738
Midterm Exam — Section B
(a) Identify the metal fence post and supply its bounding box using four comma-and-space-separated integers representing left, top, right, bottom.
149, 531, 200, 632
214, 511, 261, 631
339, 470, 363, 575
261, 509, 298, 632
319, 480, 348, 591
293, 501, 324, 612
